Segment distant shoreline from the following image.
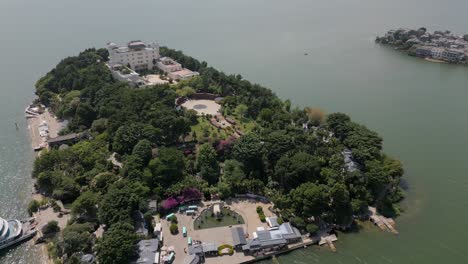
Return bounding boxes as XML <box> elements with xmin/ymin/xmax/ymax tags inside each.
<box><xmin>376</xmin><ymin>27</ymin><xmax>468</xmax><ymax>65</ymax></box>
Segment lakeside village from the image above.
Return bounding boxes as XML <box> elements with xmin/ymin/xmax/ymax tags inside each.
<box><xmin>22</xmin><ymin>40</ymin><xmax>401</xmax><ymax>264</ymax></box>
<box><xmin>376</xmin><ymin>27</ymin><xmax>468</xmax><ymax>64</ymax></box>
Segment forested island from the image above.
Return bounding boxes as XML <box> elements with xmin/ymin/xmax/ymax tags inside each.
<box><xmin>376</xmin><ymin>27</ymin><xmax>468</xmax><ymax>63</ymax></box>
<box><xmin>29</xmin><ymin>46</ymin><xmax>404</xmax><ymax>264</ymax></box>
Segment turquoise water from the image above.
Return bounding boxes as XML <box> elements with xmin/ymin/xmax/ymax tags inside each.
<box><xmin>1</xmin><ymin>0</ymin><xmax>468</xmax><ymax>263</ymax></box>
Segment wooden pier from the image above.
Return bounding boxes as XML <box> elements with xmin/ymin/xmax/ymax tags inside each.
<box><xmin>368</xmin><ymin>206</ymin><xmax>398</xmax><ymax>234</ymax></box>
<box><xmin>318</xmin><ymin>233</ymin><xmax>338</xmax><ymax>252</ymax></box>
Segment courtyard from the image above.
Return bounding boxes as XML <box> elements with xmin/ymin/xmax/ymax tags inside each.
<box><xmin>160</xmin><ymin>199</ymin><xmax>275</xmax><ymax>264</ymax></box>
<box><xmin>142</xmin><ymin>74</ymin><xmax>169</xmax><ymax>85</ymax></box>
<box><xmin>194</xmin><ymin>205</ymin><xmax>245</xmax><ymax>230</ymax></box>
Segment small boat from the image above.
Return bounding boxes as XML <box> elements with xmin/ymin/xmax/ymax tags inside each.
<box><xmin>0</xmin><ymin>216</ymin><xmax>37</xmax><ymax>250</ymax></box>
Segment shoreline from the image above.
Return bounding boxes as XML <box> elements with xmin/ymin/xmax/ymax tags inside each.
<box><xmin>25</xmin><ymin>104</ymin><xmax>64</xmax><ymax>264</ymax></box>
<box><xmin>26</xmin><ymin>107</ymin><xmax>63</xmax><ymax>151</ymax></box>
<box><xmin>424</xmin><ymin>57</ymin><xmax>446</xmax><ymax>63</ymax></box>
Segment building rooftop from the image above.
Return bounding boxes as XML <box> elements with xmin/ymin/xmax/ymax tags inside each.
<box><xmin>202</xmin><ymin>242</ymin><xmax>218</xmax><ymax>252</ymax></box>
<box><xmin>171</xmin><ymin>69</ymin><xmax>198</xmax><ymax>76</ymax></box>
<box><xmin>134</xmin><ymin>239</ymin><xmax>159</xmax><ymax>264</ymax></box>
<box><xmin>266</xmin><ymin>216</ymin><xmax>279</xmax><ymax>228</ymax></box>
<box><xmin>183</xmin><ymin>254</ymin><xmax>200</xmax><ymax>264</ymax></box>
<box><xmin>231</xmin><ymin>226</ymin><xmax>247</xmax><ymax>246</ymax></box>
<box><xmin>159</xmin><ymin>57</ymin><xmax>180</xmax><ymax>65</ymax></box>
<box><xmin>242</xmin><ymin>223</ymin><xmax>301</xmax><ymax>252</ymax></box>
<box><xmin>188</xmin><ymin>244</ymin><xmax>203</xmax><ymax>255</ymax></box>
<box><xmin>108</xmin><ymin>41</ymin><xmax>158</xmax><ymax>53</ymax></box>
<box><xmin>47</xmin><ymin>133</ymin><xmax>80</xmax><ymax>144</ymax></box>
<box><xmin>128</xmin><ymin>40</ymin><xmax>146</xmax><ymax>49</ymax></box>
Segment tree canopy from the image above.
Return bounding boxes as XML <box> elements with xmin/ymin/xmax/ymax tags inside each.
<box><xmin>32</xmin><ymin>47</ymin><xmax>404</xmax><ymax>260</ymax></box>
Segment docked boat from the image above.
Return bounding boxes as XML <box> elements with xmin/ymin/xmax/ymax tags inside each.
<box><xmin>0</xmin><ymin>217</ymin><xmax>37</xmax><ymax>250</ymax></box>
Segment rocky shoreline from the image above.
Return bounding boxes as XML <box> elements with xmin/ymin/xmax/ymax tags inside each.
<box><xmin>376</xmin><ymin>27</ymin><xmax>468</xmax><ymax>64</ymax></box>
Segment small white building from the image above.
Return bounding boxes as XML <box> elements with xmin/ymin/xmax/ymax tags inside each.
<box><xmin>156</xmin><ymin>57</ymin><xmax>183</xmax><ymax>73</ymax></box>
<box><xmin>213</xmin><ymin>204</ymin><xmax>221</xmax><ymax>216</ymax></box>
<box><xmin>107</xmin><ymin>40</ymin><xmax>160</xmax><ymax>71</ymax></box>
<box><xmin>107</xmin><ymin>64</ymin><xmax>142</xmax><ymax>85</ymax></box>
<box><xmin>168</xmin><ymin>69</ymin><xmax>200</xmax><ymax>81</ymax></box>
<box><xmin>157</xmin><ymin>57</ymin><xmax>200</xmax><ymax>81</ymax></box>
<box><xmin>266</xmin><ymin>216</ymin><xmax>279</xmax><ymax>228</ymax></box>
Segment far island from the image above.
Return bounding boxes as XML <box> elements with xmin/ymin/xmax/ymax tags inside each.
<box><xmin>376</xmin><ymin>27</ymin><xmax>468</xmax><ymax>64</ymax></box>
<box><xmin>25</xmin><ymin>41</ymin><xmax>404</xmax><ymax>264</ymax></box>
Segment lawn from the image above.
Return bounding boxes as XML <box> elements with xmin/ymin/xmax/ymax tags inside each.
<box><xmin>193</xmin><ymin>207</ymin><xmax>245</xmax><ymax>230</ymax></box>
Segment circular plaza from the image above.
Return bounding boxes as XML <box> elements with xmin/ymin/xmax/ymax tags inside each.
<box><xmin>181</xmin><ymin>99</ymin><xmax>221</xmax><ymax>116</ymax></box>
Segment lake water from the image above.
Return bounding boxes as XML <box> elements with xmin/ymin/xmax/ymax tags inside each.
<box><xmin>1</xmin><ymin>0</ymin><xmax>468</xmax><ymax>263</ymax></box>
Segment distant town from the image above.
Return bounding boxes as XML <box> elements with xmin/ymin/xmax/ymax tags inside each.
<box><xmin>376</xmin><ymin>28</ymin><xmax>468</xmax><ymax>64</ymax></box>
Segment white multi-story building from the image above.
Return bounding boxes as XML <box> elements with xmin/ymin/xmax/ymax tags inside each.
<box><xmin>107</xmin><ymin>40</ymin><xmax>160</xmax><ymax>71</ymax></box>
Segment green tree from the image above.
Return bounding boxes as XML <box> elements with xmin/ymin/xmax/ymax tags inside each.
<box><xmin>42</xmin><ymin>220</ymin><xmax>60</xmax><ymax>235</ymax></box>
<box><xmin>28</xmin><ymin>200</ymin><xmax>40</xmax><ymax>216</ymax></box>
<box><xmin>72</xmin><ymin>102</ymin><xmax>96</xmax><ymax>129</ymax></box>
<box><xmin>231</xmin><ymin>134</ymin><xmax>264</xmax><ymax>175</ymax></box>
<box><xmin>223</xmin><ymin>160</ymin><xmax>245</xmax><ymax>182</ymax></box>
<box><xmin>196</xmin><ymin>143</ymin><xmax>220</xmax><ymax>185</ymax></box>
<box><xmin>91</xmin><ymin>118</ymin><xmax>109</xmax><ymax>133</ymax></box>
<box><xmin>306</xmin><ymin>223</ymin><xmax>319</xmax><ymax>234</ymax></box>
<box><xmin>71</xmin><ymin>191</ymin><xmax>98</xmax><ymax>220</ymax></box>
<box><xmin>32</xmin><ymin>149</ymin><xmax>61</xmax><ymax>177</ymax></box>
<box><xmin>90</xmin><ymin>172</ymin><xmax>118</xmax><ymax>194</ymax></box>
<box><xmin>113</xmin><ymin>123</ymin><xmax>161</xmax><ymax>155</ymax></box>
<box><xmin>148</xmin><ymin>147</ymin><xmax>185</xmax><ymax>188</ymax></box>
<box><xmin>98</xmin><ymin>181</ymin><xmax>140</xmax><ymax>227</ymax></box>
<box><xmin>257</xmin><ymin>108</ymin><xmax>274</xmax><ymax>124</ymax></box>
<box><xmin>262</xmin><ymin>130</ymin><xmax>297</xmax><ymax>166</ymax></box>
<box><xmin>289</xmin><ymin>182</ymin><xmax>329</xmax><ymax>218</ymax></box>
<box><xmin>132</xmin><ymin>139</ymin><xmax>153</xmax><ymax>165</ymax></box>
<box><xmin>122</xmin><ymin>155</ymin><xmax>144</xmax><ymax>180</ymax></box>
<box><xmin>290</xmin><ymin>216</ymin><xmax>306</xmax><ymax>230</ymax></box>
<box><xmin>36</xmin><ymin>170</ymin><xmax>63</xmax><ymax>194</ymax></box>
<box><xmin>351</xmin><ymin>199</ymin><xmax>368</xmax><ymax>215</ymax></box>
<box><xmin>59</xmin><ymin>226</ymin><xmax>93</xmax><ymax>256</ymax></box>
<box><xmin>176</xmin><ymin>86</ymin><xmax>196</xmax><ymax>97</ymax></box>
<box><xmin>274</xmin><ymin>152</ymin><xmax>322</xmax><ymax>190</ymax></box>
<box><xmin>329</xmin><ymin>183</ymin><xmax>353</xmax><ymax>226</ymax></box>
<box><xmin>96</xmin><ymin>222</ymin><xmax>137</xmax><ymax>264</ymax></box>
<box><xmin>365</xmin><ymin>156</ymin><xmax>403</xmax><ymax>202</ymax></box>
<box><xmin>326</xmin><ymin>113</ymin><xmax>351</xmax><ymax>140</ymax></box>
<box><xmin>234</xmin><ymin>104</ymin><xmax>248</xmax><ymax>119</ymax></box>
<box><xmin>170</xmin><ymin>223</ymin><xmax>178</xmax><ymax>234</ymax></box>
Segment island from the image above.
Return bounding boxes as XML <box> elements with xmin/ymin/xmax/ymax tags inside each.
<box><xmin>26</xmin><ymin>40</ymin><xmax>404</xmax><ymax>264</ymax></box>
<box><xmin>376</xmin><ymin>27</ymin><xmax>468</xmax><ymax>64</ymax></box>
